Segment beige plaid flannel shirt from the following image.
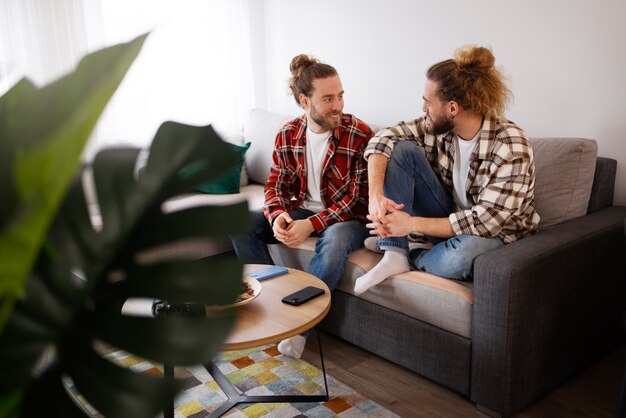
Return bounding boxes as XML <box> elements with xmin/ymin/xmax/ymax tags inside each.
<box><xmin>364</xmin><ymin>116</ymin><xmax>540</xmax><ymax>243</ymax></box>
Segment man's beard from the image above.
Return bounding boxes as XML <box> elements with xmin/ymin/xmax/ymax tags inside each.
<box><xmin>424</xmin><ymin>115</ymin><xmax>454</xmax><ymax>135</ymax></box>
<box><xmin>310</xmin><ymin>103</ymin><xmax>341</xmax><ymax>131</ymax></box>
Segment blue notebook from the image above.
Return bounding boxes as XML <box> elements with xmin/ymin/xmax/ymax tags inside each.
<box><xmin>246</xmin><ymin>265</ymin><xmax>289</xmax><ymax>281</ymax></box>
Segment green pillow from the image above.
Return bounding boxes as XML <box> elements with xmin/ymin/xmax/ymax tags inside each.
<box><xmin>196</xmin><ymin>141</ymin><xmax>251</xmax><ymax>194</ymax></box>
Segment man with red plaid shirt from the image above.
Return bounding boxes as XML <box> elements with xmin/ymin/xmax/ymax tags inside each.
<box><xmin>232</xmin><ymin>54</ymin><xmax>373</xmax><ymax>358</ymax></box>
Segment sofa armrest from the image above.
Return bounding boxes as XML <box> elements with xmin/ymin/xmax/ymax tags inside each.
<box><xmin>587</xmin><ymin>157</ymin><xmax>617</xmax><ymax>213</ymax></box>
<box><xmin>470</xmin><ymin>206</ymin><xmax>626</xmax><ymax>416</ymax></box>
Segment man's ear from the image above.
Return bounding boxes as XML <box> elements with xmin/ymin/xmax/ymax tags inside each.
<box><xmin>299</xmin><ymin>93</ymin><xmax>309</xmax><ymax>108</ymax></box>
<box><xmin>449</xmin><ymin>101</ymin><xmax>458</xmax><ymax>117</ymax></box>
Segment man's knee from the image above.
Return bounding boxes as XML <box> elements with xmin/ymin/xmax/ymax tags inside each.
<box><xmin>316</xmin><ymin>222</ymin><xmax>367</xmax><ymax>252</ymax></box>
<box><xmin>389</xmin><ymin>141</ymin><xmax>427</xmax><ymax>168</ymax></box>
<box><xmin>393</xmin><ymin>140</ymin><xmax>421</xmax><ymax>155</ymax></box>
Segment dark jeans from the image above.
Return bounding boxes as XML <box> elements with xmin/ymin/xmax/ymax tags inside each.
<box><xmin>231</xmin><ymin>208</ymin><xmax>370</xmax><ymax>291</ymax></box>
<box><xmin>379</xmin><ymin>141</ymin><xmax>503</xmax><ymax>280</ymax></box>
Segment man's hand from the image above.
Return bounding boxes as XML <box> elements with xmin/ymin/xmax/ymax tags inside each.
<box><xmin>273</xmin><ymin>213</ymin><xmax>314</xmax><ymax>247</ymax></box>
<box><xmin>368</xmin><ymin>193</ymin><xmax>405</xmax><ymax>237</ymax></box>
<box><xmin>368</xmin><ymin>192</ymin><xmax>386</xmax><ymax>222</ymax></box>
<box><xmin>281</xmin><ymin>219</ymin><xmax>315</xmax><ymax>247</ymax></box>
<box><xmin>272</xmin><ymin>212</ymin><xmax>293</xmax><ymax>242</ymax></box>
<box><xmin>367</xmin><ymin>207</ymin><xmax>414</xmax><ymax>238</ymax></box>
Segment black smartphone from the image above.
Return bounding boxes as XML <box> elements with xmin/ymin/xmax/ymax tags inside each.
<box><xmin>281</xmin><ymin>286</ymin><xmax>325</xmax><ymax>306</ymax></box>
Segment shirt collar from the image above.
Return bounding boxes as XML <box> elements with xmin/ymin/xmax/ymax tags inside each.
<box><xmin>476</xmin><ymin>115</ymin><xmax>498</xmax><ymax>159</ymax></box>
<box><xmin>440</xmin><ymin>115</ymin><xmax>497</xmax><ymax>159</ymax></box>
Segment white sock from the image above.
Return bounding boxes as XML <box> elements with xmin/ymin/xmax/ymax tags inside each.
<box><xmin>277</xmin><ymin>335</ymin><xmax>307</xmax><ymax>358</ymax></box>
<box><xmin>353</xmin><ymin>250</ymin><xmax>411</xmax><ymax>295</ymax></box>
<box><xmin>364</xmin><ymin>237</ymin><xmax>383</xmax><ymax>254</ymax></box>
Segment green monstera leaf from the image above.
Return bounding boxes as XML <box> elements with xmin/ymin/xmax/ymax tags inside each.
<box><xmin>0</xmin><ymin>33</ymin><xmax>249</xmax><ymax>418</ymax></box>
<box><xmin>0</xmin><ymin>122</ymin><xmax>249</xmax><ymax>417</ymax></box>
<box><xmin>0</xmin><ymin>33</ymin><xmax>148</xmax><ymax>329</ymax></box>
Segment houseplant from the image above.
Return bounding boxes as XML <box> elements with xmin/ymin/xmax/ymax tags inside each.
<box><xmin>0</xmin><ymin>34</ymin><xmax>247</xmax><ymax>417</ymax></box>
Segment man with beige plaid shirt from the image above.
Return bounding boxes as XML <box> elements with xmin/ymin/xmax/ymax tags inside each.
<box><xmin>354</xmin><ymin>45</ymin><xmax>540</xmax><ymax>295</ymax></box>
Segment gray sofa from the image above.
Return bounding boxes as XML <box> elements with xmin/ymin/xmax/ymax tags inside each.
<box><xmin>167</xmin><ymin>109</ymin><xmax>626</xmax><ymax>417</ymax></box>
<box><xmin>318</xmin><ymin>156</ymin><xmax>626</xmax><ymax>417</ymax></box>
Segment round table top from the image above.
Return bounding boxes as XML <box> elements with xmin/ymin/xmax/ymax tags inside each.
<box><xmin>220</xmin><ymin>264</ymin><xmax>331</xmax><ymax>351</ymax></box>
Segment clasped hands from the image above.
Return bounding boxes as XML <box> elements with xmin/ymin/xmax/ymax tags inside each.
<box><xmin>272</xmin><ymin>212</ymin><xmax>314</xmax><ymax>247</ymax></box>
<box><xmin>367</xmin><ymin>195</ymin><xmax>414</xmax><ymax>238</ymax></box>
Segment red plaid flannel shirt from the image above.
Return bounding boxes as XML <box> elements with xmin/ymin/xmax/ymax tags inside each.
<box><xmin>263</xmin><ymin>113</ymin><xmax>373</xmax><ymax>233</ymax></box>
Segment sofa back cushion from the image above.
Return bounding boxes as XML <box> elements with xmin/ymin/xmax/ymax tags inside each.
<box><xmin>529</xmin><ymin>137</ymin><xmax>597</xmax><ymax>230</ymax></box>
<box><xmin>243</xmin><ymin>109</ymin><xmax>294</xmax><ymax>185</ymax></box>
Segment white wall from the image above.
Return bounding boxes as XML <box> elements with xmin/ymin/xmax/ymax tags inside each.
<box><xmin>258</xmin><ymin>0</ymin><xmax>626</xmax><ymax>205</ymax></box>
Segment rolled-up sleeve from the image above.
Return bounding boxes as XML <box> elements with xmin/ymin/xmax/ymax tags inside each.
<box><xmin>364</xmin><ymin>118</ymin><xmax>426</xmax><ymax>160</ymax></box>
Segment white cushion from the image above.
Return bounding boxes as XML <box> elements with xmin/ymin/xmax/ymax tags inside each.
<box><xmin>243</xmin><ymin>108</ymin><xmax>294</xmax><ymax>185</ymax></box>
<box><xmin>368</xmin><ymin>123</ymin><xmax>386</xmax><ymax>134</ymax></box>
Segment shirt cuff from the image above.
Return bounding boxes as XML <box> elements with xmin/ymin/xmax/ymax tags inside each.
<box><xmin>308</xmin><ymin>214</ymin><xmax>326</xmax><ymax>233</ymax></box>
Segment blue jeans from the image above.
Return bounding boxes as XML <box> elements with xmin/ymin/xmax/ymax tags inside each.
<box><xmin>231</xmin><ymin>208</ymin><xmax>370</xmax><ymax>291</ymax></box>
<box><xmin>379</xmin><ymin>141</ymin><xmax>504</xmax><ymax>280</ymax></box>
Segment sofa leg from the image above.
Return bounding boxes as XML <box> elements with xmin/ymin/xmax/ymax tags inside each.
<box><xmin>476</xmin><ymin>404</ymin><xmax>502</xmax><ymax>418</ymax></box>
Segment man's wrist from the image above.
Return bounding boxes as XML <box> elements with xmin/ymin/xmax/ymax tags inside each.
<box><xmin>272</xmin><ymin>211</ymin><xmax>286</xmax><ymax>225</ymax></box>
<box><xmin>369</xmin><ymin>189</ymin><xmax>384</xmax><ymax>200</ymax></box>
<box><xmin>412</xmin><ymin>216</ymin><xmax>421</xmax><ymax>233</ymax></box>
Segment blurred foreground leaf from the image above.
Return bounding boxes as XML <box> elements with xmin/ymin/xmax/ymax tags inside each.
<box><xmin>0</xmin><ymin>33</ymin><xmax>249</xmax><ymax>417</ymax></box>
<box><xmin>0</xmin><ymin>34</ymin><xmax>148</xmax><ymax>329</ymax></box>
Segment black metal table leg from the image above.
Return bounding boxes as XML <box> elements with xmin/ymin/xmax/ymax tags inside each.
<box><xmin>164</xmin><ymin>363</ymin><xmax>175</xmax><ymax>418</ymax></box>
<box><xmin>207</xmin><ymin>330</ymin><xmax>329</xmax><ymax>417</ymax></box>
<box><xmin>316</xmin><ymin>329</ymin><xmax>330</xmax><ymax>402</ymax></box>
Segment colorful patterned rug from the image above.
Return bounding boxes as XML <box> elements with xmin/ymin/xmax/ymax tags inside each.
<box><xmin>67</xmin><ymin>344</ymin><xmax>400</xmax><ymax>418</ymax></box>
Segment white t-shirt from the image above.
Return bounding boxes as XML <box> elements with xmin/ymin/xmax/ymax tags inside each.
<box><xmin>452</xmin><ymin>132</ymin><xmax>480</xmax><ymax>210</ymax></box>
<box><xmin>301</xmin><ymin>127</ymin><xmax>331</xmax><ymax>213</ymax></box>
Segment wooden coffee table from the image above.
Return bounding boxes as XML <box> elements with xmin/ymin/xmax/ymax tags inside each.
<box><xmin>223</xmin><ymin>264</ymin><xmax>331</xmax><ymax>349</ymax></box>
<box><xmin>200</xmin><ymin>264</ymin><xmax>332</xmax><ymax>417</ymax></box>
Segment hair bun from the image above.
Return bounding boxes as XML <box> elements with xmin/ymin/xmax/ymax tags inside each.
<box><xmin>453</xmin><ymin>45</ymin><xmax>495</xmax><ymax>73</ymax></box>
<box><xmin>290</xmin><ymin>54</ymin><xmax>319</xmax><ymax>76</ymax></box>
<box><xmin>287</xmin><ymin>53</ymin><xmax>337</xmax><ymax>106</ymax></box>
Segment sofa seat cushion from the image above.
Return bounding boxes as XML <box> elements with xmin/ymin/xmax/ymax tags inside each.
<box><xmin>268</xmin><ymin>238</ymin><xmax>474</xmax><ymax>339</ymax></box>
